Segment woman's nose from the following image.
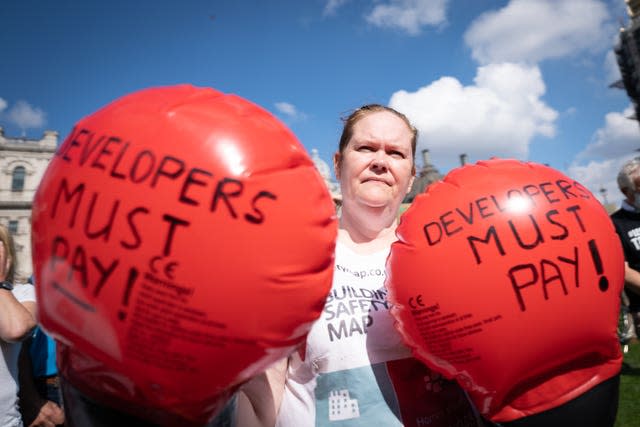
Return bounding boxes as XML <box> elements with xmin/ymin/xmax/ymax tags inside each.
<box><xmin>370</xmin><ymin>151</ymin><xmax>388</xmax><ymax>171</ymax></box>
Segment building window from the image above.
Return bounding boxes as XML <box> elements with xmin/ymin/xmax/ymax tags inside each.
<box><xmin>8</xmin><ymin>220</ymin><xmax>18</xmax><ymax>235</ymax></box>
<box><xmin>11</xmin><ymin>166</ymin><xmax>26</xmax><ymax>192</ymax></box>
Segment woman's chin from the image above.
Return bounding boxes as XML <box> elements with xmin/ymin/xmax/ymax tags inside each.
<box><xmin>357</xmin><ymin>195</ymin><xmax>394</xmax><ymax>209</ymax></box>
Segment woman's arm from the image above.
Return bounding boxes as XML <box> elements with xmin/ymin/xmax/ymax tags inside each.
<box><xmin>0</xmin><ymin>290</ymin><xmax>36</xmax><ymax>343</ymax></box>
<box><xmin>624</xmin><ymin>262</ymin><xmax>640</xmax><ymax>297</ymax></box>
<box><xmin>233</xmin><ymin>357</ymin><xmax>289</xmax><ymax>427</ymax></box>
<box><xmin>0</xmin><ymin>240</ymin><xmax>37</xmax><ymax>343</ymax></box>
<box><xmin>18</xmin><ymin>338</ymin><xmax>65</xmax><ymax>427</ymax></box>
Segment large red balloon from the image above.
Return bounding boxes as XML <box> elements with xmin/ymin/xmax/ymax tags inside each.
<box><xmin>387</xmin><ymin>159</ymin><xmax>623</xmax><ymax>422</ymax></box>
<box><xmin>31</xmin><ymin>85</ymin><xmax>337</xmax><ymax>426</ymax></box>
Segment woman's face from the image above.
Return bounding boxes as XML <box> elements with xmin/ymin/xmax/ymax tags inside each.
<box><xmin>335</xmin><ymin>110</ymin><xmax>415</xmax><ymax>209</ymax></box>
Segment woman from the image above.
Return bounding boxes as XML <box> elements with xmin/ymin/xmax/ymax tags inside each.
<box><xmin>234</xmin><ymin>105</ymin><xmax>481</xmax><ymax>427</ymax></box>
<box><xmin>0</xmin><ymin>224</ymin><xmax>38</xmax><ymax>427</ymax></box>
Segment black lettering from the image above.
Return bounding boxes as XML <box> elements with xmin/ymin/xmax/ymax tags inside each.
<box><xmin>349</xmin><ymin>317</ymin><xmax>364</xmax><ymax>335</ymax></box>
<box><xmin>424</xmin><ymin>221</ymin><xmax>443</xmax><ymax>245</ymax></box>
<box><xmin>523</xmin><ymin>184</ymin><xmax>541</xmax><ymax>204</ymax></box>
<box><xmin>151</xmin><ymin>156</ymin><xmax>185</xmax><ymax>188</ymax></box>
<box><xmin>91</xmin><ymin>136</ymin><xmax>121</xmax><ymax>170</ymax></box>
<box><xmin>508</xmin><ymin>214</ymin><xmax>544</xmax><ymax>249</ymax></box>
<box><xmin>84</xmin><ymin>193</ymin><xmax>119</xmax><ymax>241</ymax></box>
<box><xmin>335</xmin><ymin>301</ymin><xmax>350</xmax><ymax>318</ymax></box>
<box><xmin>541</xmin><ymin>259</ymin><xmax>568</xmax><ymax>300</ymax></box>
<box><xmin>328</xmin><ymin>320</ymin><xmax>347</xmax><ymax>342</ymax></box>
<box><xmin>573</xmin><ymin>181</ymin><xmax>592</xmax><ymax>200</ymax></box>
<box><xmin>456</xmin><ymin>204</ymin><xmax>474</xmax><ymax>224</ymax></box>
<box><xmin>161</xmin><ymin>214</ymin><xmax>190</xmax><ymax>256</ymax></box>
<box><xmin>507</xmin><ymin>189</ymin><xmax>523</xmax><ymax>199</ymax></box>
<box><xmin>558</xmin><ymin>246</ymin><xmax>579</xmax><ymax>288</ymax></box>
<box><xmin>109</xmin><ymin>141</ymin><xmax>131</xmax><ymax>180</ymax></box>
<box><xmin>509</xmin><ymin>263</ymin><xmax>538</xmax><ymax>312</ymax></box>
<box><xmin>546</xmin><ymin>209</ymin><xmax>568</xmax><ymax>240</ymax></box>
<box><xmin>468</xmin><ymin>225</ymin><xmax>505</xmax><ymax>264</ymax></box>
<box><xmin>245</xmin><ymin>191</ymin><xmax>277</xmax><ymax>224</ymax></box>
<box><xmin>566</xmin><ymin>205</ymin><xmax>586</xmax><ymax>232</ymax></box>
<box><xmin>51</xmin><ymin>178</ymin><xmax>85</xmax><ymax>228</ymax></box>
<box><xmin>49</xmin><ymin>236</ymin><xmax>69</xmax><ymax>272</ymax></box>
<box><xmin>324</xmin><ymin>303</ymin><xmax>335</xmax><ymax>320</ymax></box>
<box><xmin>79</xmin><ymin>132</ymin><xmax>106</xmax><ymax>166</ymax></box>
<box><xmin>57</xmin><ymin>127</ymin><xmax>82</xmax><ymax>162</ymax></box>
<box><xmin>361</xmin><ymin>315</ymin><xmax>373</xmax><ymax>332</ymax></box>
<box><xmin>441</xmin><ymin>211</ymin><xmax>462</xmax><ymax>237</ymax></box>
<box><xmin>490</xmin><ymin>195</ymin><xmax>507</xmax><ymax>213</ymax></box>
<box><xmin>91</xmin><ymin>257</ymin><xmax>119</xmax><ymax>297</ymax></box>
<box><xmin>556</xmin><ymin>179</ymin><xmax>577</xmax><ymax>199</ymax></box>
<box><xmin>129</xmin><ymin>150</ymin><xmax>155</xmax><ymax>184</ymax></box>
<box><xmin>121</xmin><ymin>207</ymin><xmax>150</xmax><ymax>249</ymax></box>
<box><xmin>540</xmin><ymin>182</ymin><xmax>559</xmax><ymax>203</ymax></box>
<box><xmin>180</xmin><ymin>168</ymin><xmax>213</xmax><ymax>206</ymax></box>
<box><xmin>211</xmin><ymin>178</ymin><xmax>243</xmax><ymax>219</ymax></box>
<box><xmin>476</xmin><ymin>197</ymin><xmax>494</xmax><ymax>219</ymax></box>
<box><xmin>70</xmin><ymin>245</ymin><xmax>88</xmax><ymax>288</ymax></box>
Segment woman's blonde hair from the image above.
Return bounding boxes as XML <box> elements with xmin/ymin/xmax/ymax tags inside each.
<box><xmin>0</xmin><ymin>224</ymin><xmax>17</xmax><ymax>283</ymax></box>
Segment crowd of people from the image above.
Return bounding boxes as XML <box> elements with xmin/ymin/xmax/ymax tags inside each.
<box><xmin>612</xmin><ymin>157</ymin><xmax>640</xmax><ymax>347</ymax></box>
<box><xmin>0</xmin><ymin>225</ymin><xmax>64</xmax><ymax>427</ymax></box>
<box><xmin>1</xmin><ymin>103</ymin><xmax>635</xmax><ymax>427</ymax></box>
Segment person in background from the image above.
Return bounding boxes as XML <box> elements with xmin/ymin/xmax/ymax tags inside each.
<box><xmin>232</xmin><ymin>104</ymin><xmax>482</xmax><ymax>427</ymax></box>
<box><xmin>611</xmin><ymin>158</ymin><xmax>640</xmax><ymax>340</ymax></box>
<box><xmin>0</xmin><ymin>224</ymin><xmax>38</xmax><ymax>427</ymax></box>
<box><xmin>18</xmin><ymin>275</ymin><xmax>65</xmax><ymax>427</ymax></box>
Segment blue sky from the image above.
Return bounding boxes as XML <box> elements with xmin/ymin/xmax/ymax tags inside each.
<box><xmin>1</xmin><ymin>0</ymin><xmax>637</xmax><ymax>205</ymax></box>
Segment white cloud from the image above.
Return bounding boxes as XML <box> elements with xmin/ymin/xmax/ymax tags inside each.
<box><xmin>323</xmin><ymin>0</ymin><xmax>350</xmax><ymax>16</ymax></box>
<box><xmin>389</xmin><ymin>62</ymin><xmax>558</xmax><ymax>170</ymax></box>
<box><xmin>7</xmin><ymin>100</ymin><xmax>46</xmax><ymax>133</ymax></box>
<box><xmin>464</xmin><ymin>0</ymin><xmax>613</xmax><ymax>64</ymax></box>
<box><xmin>365</xmin><ymin>0</ymin><xmax>449</xmax><ymax>35</ymax></box>
<box><xmin>0</xmin><ymin>98</ymin><xmax>46</xmax><ymax>135</ymax></box>
<box><xmin>567</xmin><ymin>106</ymin><xmax>640</xmax><ymax>206</ymax></box>
<box><xmin>274</xmin><ymin>101</ymin><xmax>306</xmax><ymax>120</ymax></box>
<box><xmin>576</xmin><ymin>106</ymin><xmax>640</xmax><ymax>161</ymax></box>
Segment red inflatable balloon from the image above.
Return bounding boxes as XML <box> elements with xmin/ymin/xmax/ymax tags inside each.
<box><xmin>387</xmin><ymin>159</ymin><xmax>623</xmax><ymax>422</ymax></box>
<box><xmin>31</xmin><ymin>85</ymin><xmax>337</xmax><ymax>426</ymax></box>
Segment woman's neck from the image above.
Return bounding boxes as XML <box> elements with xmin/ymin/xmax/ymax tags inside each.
<box><xmin>338</xmin><ymin>203</ymin><xmax>399</xmax><ymax>254</ymax></box>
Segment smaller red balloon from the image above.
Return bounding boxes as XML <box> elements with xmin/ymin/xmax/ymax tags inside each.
<box><xmin>387</xmin><ymin>159</ymin><xmax>623</xmax><ymax>422</ymax></box>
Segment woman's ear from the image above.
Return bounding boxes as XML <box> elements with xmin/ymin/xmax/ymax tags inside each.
<box><xmin>407</xmin><ymin>172</ymin><xmax>416</xmax><ymax>193</ymax></box>
<box><xmin>333</xmin><ymin>152</ymin><xmax>341</xmax><ymax>181</ymax></box>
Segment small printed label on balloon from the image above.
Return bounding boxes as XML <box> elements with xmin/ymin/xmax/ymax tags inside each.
<box><xmin>409</xmin><ymin>298</ymin><xmax>503</xmax><ymax>364</ymax></box>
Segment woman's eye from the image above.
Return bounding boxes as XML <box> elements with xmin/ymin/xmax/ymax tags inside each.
<box><xmin>358</xmin><ymin>146</ymin><xmax>374</xmax><ymax>152</ymax></box>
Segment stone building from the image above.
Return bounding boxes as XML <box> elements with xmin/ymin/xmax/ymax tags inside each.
<box><xmin>0</xmin><ymin>127</ymin><xmax>57</xmax><ymax>282</ymax></box>
<box><xmin>310</xmin><ymin>148</ymin><xmax>341</xmax><ymax>205</ymax></box>
<box><xmin>403</xmin><ymin>149</ymin><xmax>446</xmax><ymax>203</ymax></box>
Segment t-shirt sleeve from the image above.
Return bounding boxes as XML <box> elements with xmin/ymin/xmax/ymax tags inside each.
<box><xmin>12</xmin><ymin>283</ymin><xmax>36</xmax><ymax>303</ymax></box>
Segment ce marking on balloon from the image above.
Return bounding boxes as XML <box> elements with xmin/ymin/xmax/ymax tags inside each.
<box><xmin>149</xmin><ymin>256</ymin><xmax>179</xmax><ymax>280</ymax></box>
<box><xmin>408</xmin><ymin>294</ymin><xmax>425</xmax><ymax>309</ymax></box>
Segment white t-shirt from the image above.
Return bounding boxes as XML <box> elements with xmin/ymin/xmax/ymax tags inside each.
<box><xmin>276</xmin><ymin>242</ymin><xmax>480</xmax><ymax>427</ymax></box>
<box><xmin>0</xmin><ymin>283</ymin><xmax>36</xmax><ymax>427</ymax></box>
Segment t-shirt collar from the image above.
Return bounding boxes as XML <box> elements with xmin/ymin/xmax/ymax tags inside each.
<box><xmin>622</xmin><ymin>199</ymin><xmax>638</xmax><ymax>212</ymax></box>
